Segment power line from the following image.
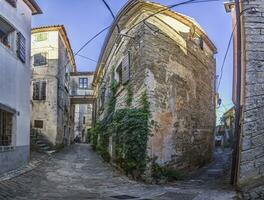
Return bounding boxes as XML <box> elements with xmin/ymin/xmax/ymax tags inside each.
<box><xmin>74</xmin><ymin>25</ymin><xmax>111</xmax><ymax>57</ymax></box>
<box><xmin>217</xmin><ymin>6</ymin><xmax>258</xmax><ymax>91</ymax></box>
<box><xmin>77</xmin><ymin>0</ymin><xmax>223</xmax><ymax>63</ymax></box>
<box><xmin>101</xmin><ymin>0</ymin><xmax>120</xmax><ymax>32</ymax></box>
<box><xmin>216</xmin><ymin>25</ymin><xmax>235</xmax><ymax>92</ymax></box>
<box><xmin>76</xmin><ymin>54</ymin><xmax>97</xmax><ymax>63</ymax></box>
<box><xmin>125</xmin><ymin>0</ymin><xmax>210</xmax><ymax>34</ymax></box>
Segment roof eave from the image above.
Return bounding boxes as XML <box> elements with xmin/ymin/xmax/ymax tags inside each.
<box><xmin>23</xmin><ymin>0</ymin><xmax>42</xmax><ymax>15</ymax></box>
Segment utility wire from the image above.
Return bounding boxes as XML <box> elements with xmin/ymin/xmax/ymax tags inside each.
<box><xmin>77</xmin><ymin>0</ymin><xmax>223</xmax><ymax>62</ymax></box>
<box><xmin>216</xmin><ymin>25</ymin><xmax>236</xmax><ymax>92</ymax></box>
<box><xmin>74</xmin><ymin>25</ymin><xmax>111</xmax><ymax>57</ymax></box>
<box><xmin>101</xmin><ymin>0</ymin><xmax>120</xmax><ymax>32</ymax></box>
<box><xmin>216</xmin><ymin>6</ymin><xmax>258</xmax><ymax>91</ymax></box>
<box><xmin>126</xmin><ymin>0</ymin><xmax>197</xmax><ymax>34</ymax></box>
<box><xmin>76</xmin><ymin>54</ymin><xmax>98</xmax><ymax>63</ymax></box>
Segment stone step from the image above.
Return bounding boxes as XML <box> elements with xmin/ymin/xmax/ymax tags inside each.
<box><xmin>206</xmin><ymin>169</ymin><xmax>225</xmax><ymax>178</ymax></box>
<box><xmin>39</xmin><ymin>146</ymin><xmax>51</xmax><ymax>151</ymax></box>
<box><xmin>37</xmin><ymin>143</ymin><xmax>48</xmax><ymax>148</ymax></box>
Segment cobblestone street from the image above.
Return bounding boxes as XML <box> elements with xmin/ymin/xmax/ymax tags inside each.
<box><xmin>0</xmin><ymin>144</ymin><xmax>238</xmax><ymax>200</ymax></box>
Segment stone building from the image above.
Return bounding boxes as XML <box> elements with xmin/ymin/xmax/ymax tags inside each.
<box><xmin>225</xmin><ymin>0</ymin><xmax>264</xmax><ymax>189</ymax></box>
<box><xmin>30</xmin><ymin>25</ymin><xmax>76</xmax><ymax>147</ymax></box>
<box><xmin>0</xmin><ymin>0</ymin><xmax>41</xmax><ymax>174</ymax></box>
<box><xmin>93</xmin><ymin>0</ymin><xmax>217</xmax><ymax>171</ymax></box>
<box><xmin>70</xmin><ymin>72</ymin><xmax>94</xmax><ymax>142</ymax></box>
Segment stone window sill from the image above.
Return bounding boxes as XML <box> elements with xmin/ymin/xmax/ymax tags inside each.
<box><xmin>0</xmin><ymin>146</ymin><xmax>15</xmax><ymax>153</ymax></box>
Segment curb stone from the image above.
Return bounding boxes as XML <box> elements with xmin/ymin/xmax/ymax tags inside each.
<box><xmin>0</xmin><ymin>152</ymin><xmax>53</xmax><ymax>182</ymax></box>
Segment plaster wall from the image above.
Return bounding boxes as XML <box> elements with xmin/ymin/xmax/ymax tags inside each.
<box><xmin>0</xmin><ymin>0</ymin><xmax>35</xmax><ymax>174</ymax></box>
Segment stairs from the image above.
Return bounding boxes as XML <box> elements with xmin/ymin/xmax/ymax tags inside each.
<box><xmin>30</xmin><ymin>129</ymin><xmax>55</xmax><ymax>154</ymax></box>
<box><xmin>188</xmin><ymin>147</ymin><xmax>233</xmax><ymax>185</ymax></box>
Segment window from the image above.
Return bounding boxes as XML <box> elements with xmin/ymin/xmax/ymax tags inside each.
<box><xmin>116</xmin><ymin>52</ymin><xmax>130</xmax><ymax>85</ymax></box>
<box><xmin>5</xmin><ymin>0</ymin><xmax>17</xmax><ymax>7</ymax></box>
<box><xmin>0</xmin><ymin>16</ymin><xmax>15</xmax><ymax>47</ymax></box>
<box><xmin>199</xmin><ymin>37</ymin><xmax>204</xmax><ymax>50</ymax></box>
<box><xmin>79</xmin><ymin>78</ymin><xmax>88</xmax><ymax>89</ymax></box>
<box><xmin>99</xmin><ymin>85</ymin><xmax>106</xmax><ymax>110</ymax></box>
<box><xmin>34</xmin><ymin>53</ymin><xmax>47</xmax><ymax>66</ymax></box>
<box><xmin>0</xmin><ymin>109</ymin><xmax>13</xmax><ymax>146</ymax></box>
<box><xmin>116</xmin><ymin>63</ymin><xmax>122</xmax><ymax>84</ymax></box>
<box><xmin>17</xmin><ymin>32</ymin><xmax>26</xmax><ymax>63</ymax></box>
<box><xmin>34</xmin><ymin>120</ymin><xmax>43</xmax><ymax>129</ymax></box>
<box><xmin>83</xmin><ymin>116</ymin><xmax>86</xmax><ymax>124</ymax></box>
<box><xmin>34</xmin><ymin>33</ymin><xmax>48</xmax><ymax>42</ymax></box>
<box><xmin>33</xmin><ymin>81</ymin><xmax>46</xmax><ymax>100</ymax></box>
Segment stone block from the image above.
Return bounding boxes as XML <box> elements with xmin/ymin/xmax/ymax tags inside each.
<box><xmin>240</xmin><ymin>147</ymin><xmax>263</xmax><ymax>163</ymax></box>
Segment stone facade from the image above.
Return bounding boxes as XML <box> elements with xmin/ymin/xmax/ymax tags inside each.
<box><xmin>70</xmin><ymin>72</ymin><xmax>94</xmax><ymax>142</ymax></box>
<box><xmin>238</xmin><ymin>0</ymin><xmax>264</xmax><ymax>187</ymax></box>
<box><xmin>0</xmin><ymin>0</ymin><xmax>41</xmax><ymax>175</ymax></box>
<box><xmin>30</xmin><ymin>26</ymin><xmax>75</xmax><ymax>147</ymax></box>
<box><xmin>93</xmin><ymin>1</ymin><xmax>216</xmax><ymax>171</ymax></box>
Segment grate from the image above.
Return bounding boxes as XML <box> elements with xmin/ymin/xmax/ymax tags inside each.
<box><xmin>111</xmin><ymin>195</ymin><xmax>139</xmax><ymax>199</ymax></box>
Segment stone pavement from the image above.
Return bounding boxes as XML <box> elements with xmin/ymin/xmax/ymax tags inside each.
<box><xmin>0</xmin><ymin>144</ymin><xmax>237</xmax><ymax>200</ymax></box>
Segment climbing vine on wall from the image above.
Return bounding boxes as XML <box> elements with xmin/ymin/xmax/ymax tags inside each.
<box><xmin>88</xmin><ymin>66</ymin><xmax>151</xmax><ymax>179</ymax></box>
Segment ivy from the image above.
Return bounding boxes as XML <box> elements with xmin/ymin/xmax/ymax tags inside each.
<box><xmin>126</xmin><ymin>85</ymin><xmax>133</xmax><ymax>107</ymax></box>
<box><xmin>89</xmin><ymin>66</ymin><xmax>151</xmax><ymax>179</ymax></box>
<box><xmin>112</xmin><ymin>108</ymin><xmax>150</xmax><ymax>179</ymax></box>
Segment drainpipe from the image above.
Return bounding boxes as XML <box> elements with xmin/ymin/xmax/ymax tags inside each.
<box><xmin>231</xmin><ymin>0</ymin><xmax>242</xmax><ymax>186</ymax></box>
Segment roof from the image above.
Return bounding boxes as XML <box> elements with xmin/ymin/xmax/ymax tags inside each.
<box><xmin>23</xmin><ymin>0</ymin><xmax>42</xmax><ymax>15</ymax></box>
<box><xmin>70</xmin><ymin>72</ymin><xmax>94</xmax><ymax>76</ymax></box>
<box><xmin>32</xmin><ymin>25</ymin><xmax>76</xmax><ymax>71</ymax></box>
<box><xmin>93</xmin><ymin>0</ymin><xmax>217</xmax><ymax>86</ymax></box>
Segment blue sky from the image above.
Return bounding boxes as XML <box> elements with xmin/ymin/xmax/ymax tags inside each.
<box><xmin>33</xmin><ymin>0</ymin><xmax>234</xmax><ymax>121</ymax></box>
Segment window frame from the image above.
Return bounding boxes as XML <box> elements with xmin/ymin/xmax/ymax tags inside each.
<box><xmin>5</xmin><ymin>0</ymin><xmax>17</xmax><ymax>7</ymax></box>
<box><xmin>0</xmin><ymin>16</ymin><xmax>15</xmax><ymax>49</ymax></box>
<box><xmin>33</xmin><ymin>52</ymin><xmax>48</xmax><ymax>67</ymax></box>
<box><xmin>34</xmin><ymin>33</ymin><xmax>48</xmax><ymax>42</ymax></box>
<box><xmin>34</xmin><ymin>120</ymin><xmax>44</xmax><ymax>129</ymax></box>
<box><xmin>79</xmin><ymin>78</ymin><xmax>88</xmax><ymax>89</ymax></box>
<box><xmin>0</xmin><ymin>109</ymin><xmax>14</xmax><ymax>149</ymax></box>
<box><xmin>32</xmin><ymin>80</ymin><xmax>47</xmax><ymax>101</ymax></box>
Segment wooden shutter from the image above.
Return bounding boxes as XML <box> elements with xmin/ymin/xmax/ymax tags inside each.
<box><xmin>33</xmin><ymin>82</ymin><xmax>40</xmax><ymax>100</ymax></box>
<box><xmin>6</xmin><ymin>0</ymin><xmax>17</xmax><ymax>7</ymax></box>
<box><xmin>17</xmin><ymin>32</ymin><xmax>26</xmax><ymax>63</ymax></box>
<box><xmin>122</xmin><ymin>52</ymin><xmax>130</xmax><ymax>85</ymax></box>
<box><xmin>41</xmin><ymin>82</ymin><xmax>46</xmax><ymax>100</ymax></box>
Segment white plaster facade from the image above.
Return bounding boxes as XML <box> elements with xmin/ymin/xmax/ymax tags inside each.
<box><xmin>30</xmin><ymin>26</ymin><xmax>76</xmax><ymax>147</ymax></box>
<box><xmin>0</xmin><ymin>0</ymin><xmax>41</xmax><ymax>174</ymax></box>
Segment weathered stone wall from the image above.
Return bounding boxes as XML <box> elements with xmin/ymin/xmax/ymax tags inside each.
<box><xmin>31</xmin><ymin>30</ymin><xmax>74</xmax><ymax>146</ymax></box>
<box><xmin>95</xmin><ymin>1</ymin><xmax>216</xmax><ymax>172</ymax></box>
<box><xmin>142</xmin><ymin>23</ymin><xmax>216</xmax><ymax>170</ymax></box>
<box><xmin>97</xmin><ymin>24</ymin><xmax>147</xmax><ymax>121</ymax></box>
<box><xmin>238</xmin><ymin>0</ymin><xmax>264</xmax><ymax>186</ymax></box>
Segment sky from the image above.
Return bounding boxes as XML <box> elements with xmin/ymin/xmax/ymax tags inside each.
<box><xmin>33</xmin><ymin>0</ymin><xmax>234</xmax><ymax>122</ymax></box>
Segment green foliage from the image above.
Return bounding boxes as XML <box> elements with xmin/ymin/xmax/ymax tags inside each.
<box><xmin>89</xmin><ymin>68</ymin><xmax>151</xmax><ymax>179</ymax></box>
<box><xmin>112</xmin><ymin>108</ymin><xmax>150</xmax><ymax>179</ymax></box>
<box><xmin>141</xmin><ymin>91</ymin><xmax>150</xmax><ymax>113</ymax></box>
<box><xmin>126</xmin><ymin>85</ymin><xmax>133</xmax><ymax>107</ymax></box>
<box><xmin>151</xmin><ymin>162</ymin><xmax>185</xmax><ymax>183</ymax></box>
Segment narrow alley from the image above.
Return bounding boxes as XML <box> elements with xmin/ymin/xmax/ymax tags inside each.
<box><xmin>0</xmin><ymin>144</ymin><xmax>236</xmax><ymax>200</ymax></box>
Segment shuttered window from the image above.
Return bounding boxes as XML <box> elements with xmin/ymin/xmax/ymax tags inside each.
<box><xmin>17</xmin><ymin>32</ymin><xmax>26</xmax><ymax>63</ymax></box>
<box><xmin>34</xmin><ymin>120</ymin><xmax>43</xmax><ymax>129</ymax></box>
<box><xmin>122</xmin><ymin>52</ymin><xmax>130</xmax><ymax>84</ymax></box>
<box><xmin>34</xmin><ymin>33</ymin><xmax>47</xmax><ymax>42</ymax></box>
<box><xmin>0</xmin><ymin>109</ymin><xmax>13</xmax><ymax>146</ymax></box>
<box><xmin>33</xmin><ymin>81</ymin><xmax>46</xmax><ymax>100</ymax></box>
<box><xmin>34</xmin><ymin>53</ymin><xmax>47</xmax><ymax>66</ymax></box>
<box><xmin>5</xmin><ymin>0</ymin><xmax>17</xmax><ymax>7</ymax></box>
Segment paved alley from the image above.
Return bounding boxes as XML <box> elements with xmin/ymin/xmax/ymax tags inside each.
<box><xmin>0</xmin><ymin>144</ymin><xmax>237</xmax><ymax>200</ymax></box>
